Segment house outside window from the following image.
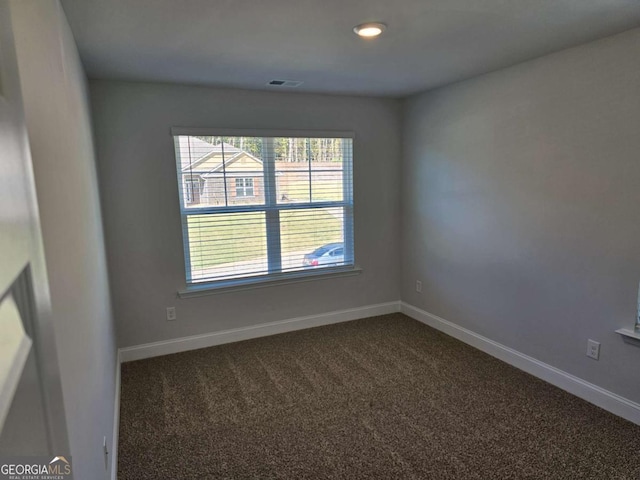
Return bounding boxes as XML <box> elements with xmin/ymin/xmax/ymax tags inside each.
<box><xmin>184</xmin><ymin>177</ymin><xmax>202</xmax><ymax>204</ymax></box>
<box><xmin>235</xmin><ymin>178</ymin><xmax>254</xmax><ymax>197</ymax></box>
<box><xmin>173</xmin><ymin>130</ymin><xmax>355</xmax><ymax>288</ymax></box>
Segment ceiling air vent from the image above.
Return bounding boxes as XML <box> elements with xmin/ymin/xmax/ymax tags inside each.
<box><xmin>267</xmin><ymin>79</ymin><xmax>303</xmax><ymax>88</ymax></box>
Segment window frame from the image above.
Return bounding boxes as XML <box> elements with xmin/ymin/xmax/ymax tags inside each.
<box><xmin>235</xmin><ymin>177</ymin><xmax>254</xmax><ymax>198</ymax></box>
<box><xmin>172</xmin><ymin>127</ymin><xmax>357</xmax><ymax>292</ymax></box>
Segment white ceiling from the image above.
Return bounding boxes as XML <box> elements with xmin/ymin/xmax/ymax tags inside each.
<box><xmin>61</xmin><ymin>0</ymin><xmax>640</xmax><ymax>97</ymax></box>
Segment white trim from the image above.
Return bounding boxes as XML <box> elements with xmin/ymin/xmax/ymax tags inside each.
<box><xmin>119</xmin><ymin>301</ymin><xmax>400</xmax><ymax>363</ymax></box>
<box><xmin>170</xmin><ymin>127</ymin><xmax>356</xmax><ymax>139</ymax></box>
<box><xmin>111</xmin><ymin>350</ymin><xmax>121</xmax><ymax>480</ymax></box>
<box><xmin>401</xmin><ymin>302</ymin><xmax>640</xmax><ymax>426</ymax></box>
<box><xmin>615</xmin><ymin>328</ymin><xmax>640</xmax><ymax>342</ymax></box>
<box><xmin>179</xmin><ymin>266</ymin><xmax>362</xmax><ymax>298</ymax></box>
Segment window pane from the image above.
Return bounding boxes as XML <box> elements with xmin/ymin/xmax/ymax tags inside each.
<box><xmin>275</xmin><ymin>137</ymin><xmax>311</xmax><ymax>204</ymax></box>
<box><xmin>176</xmin><ymin>135</ymin><xmax>265</xmax><ymax>208</ymax></box>
<box><xmin>311</xmin><ymin>138</ymin><xmax>345</xmax><ymax>202</ymax></box>
<box><xmin>311</xmin><ymin>167</ymin><xmax>343</xmax><ymax>202</ymax></box>
<box><xmin>279</xmin><ymin>208</ymin><xmax>347</xmax><ymax>272</ymax></box>
<box><xmin>274</xmin><ymin>138</ymin><xmax>348</xmax><ymax>204</ymax></box>
<box><xmin>187</xmin><ymin>212</ymin><xmax>267</xmax><ymax>282</ymax></box>
<box><xmin>235</xmin><ymin>178</ymin><xmax>255</xmax><ymax>197</ymax></box>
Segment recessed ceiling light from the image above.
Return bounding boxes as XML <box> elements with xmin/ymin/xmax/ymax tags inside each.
<box><xmin>353</xmin><ymin>22</ymin><xmax>386</xmax><ymax>38</ymax></box>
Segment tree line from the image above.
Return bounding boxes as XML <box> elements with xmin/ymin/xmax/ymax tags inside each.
<box><xmin>196</xmin><ymin>136</ymin><xmax>346</xmax><ymax>163</ymax></box>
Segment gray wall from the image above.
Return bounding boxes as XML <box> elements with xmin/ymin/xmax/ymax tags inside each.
<box><xmin>11</xmin><ymin>1</ymin><xmax>117</xmax><ymax>478</ymax></box>
<box><xmin>402</xmin><ymin>28</ymin><xmax>640</xmax><ymax>404</ymax></box>
<box><xmin>89</xmin><ymin>81</ymin><xmax>402</xmax><ymax>348</ymax></box>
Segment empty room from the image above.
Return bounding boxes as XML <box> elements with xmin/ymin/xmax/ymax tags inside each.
<box><xmin>1</xmin><ymin>0</ymin><xmax>640</xmax><ymax>478</ymax></box>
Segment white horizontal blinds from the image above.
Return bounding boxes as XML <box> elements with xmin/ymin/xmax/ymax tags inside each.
<box><xmin>176</xmin><ymin>135</ymin><xmax>265</xmax><ymax>209</ymax></box>
<box><xmin>280</xmin><ymin>208</ymin><xmax>346</xmax><ymax>273</ymax></box>
<box><xmin>274</xmin><ymin>138</ymin><xmax>348</xmax><ymax>204</ymax></box>
<box><xmin>174</xmin><ymin>134</ymin><xmax>354</xmax><ymax>284</ymax></box>
<box><xmin>187</xmin><ymin>213</ymin><xmax>268</xmax><ymax>281</ymax></box>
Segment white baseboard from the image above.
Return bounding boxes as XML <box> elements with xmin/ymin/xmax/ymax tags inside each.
<box><xmin>111</xmin><ymin>350</ymin><xmax>121</xmax><ymax>480</ymax></box>
<box><xmin>401</xmin><ymin>302</ymin><xmax>640</xmax><ymax>426</ymax></box>
<box><xmin>118</xmin><ymin>301</ymin><xmax>401</xmax><ymax>363</ymax></box>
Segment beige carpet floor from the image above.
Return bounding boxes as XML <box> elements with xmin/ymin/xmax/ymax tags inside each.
<box><xmin>118</xmin><ymin>314</ymin><xmax>640</xmax><ymax>479</ymax></box>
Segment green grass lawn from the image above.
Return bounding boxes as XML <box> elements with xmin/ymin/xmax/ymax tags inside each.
<box><xmin>187</xmin><ymin>209</ymin><xmax>343</xmax><ymax>270</ymax></box>
<box><xmin>279</xmin><ymin>182</ymin><xmax>343</xmax><ymax>202</ymax></box>
<box><xmin>280</xmin><ymin>209</ymin><xmax>343</xmax><ymax>253</ymax></box>
<box><xmin>278</xmin><ymin>177</ymin><xmax>344</xmax><ymax>202</ymax></box>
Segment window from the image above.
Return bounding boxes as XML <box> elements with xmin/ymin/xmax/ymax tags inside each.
<box><xmin>235</xmin><ymin>178</ymin><xmax>254</xmax><ymax>197</ymax></box>
<box><xmin>173</xmin><ymin>130</ymin><xmax>354</xmax><ymax>286</ymax></box>
<box><xmin>184</xmin><ymin>177</ymin><xmax>202</xmax><ymax>204</ymax></box>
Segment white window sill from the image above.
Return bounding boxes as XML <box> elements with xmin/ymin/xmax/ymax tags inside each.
<box><xmin>615</xmin><ymin>328</ymin><xmax>640</xmax><ymax>344</ymax></box>
<box><xmin>178</xmin><ymin>266</ymin><xmax>362</xmax><ymax>298</ymax></box>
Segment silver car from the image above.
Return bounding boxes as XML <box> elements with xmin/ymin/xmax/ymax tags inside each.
<box><xmin>302</xmin><ymin>243</ymin><xmax>344</xmax><ymax>267</ymax></box>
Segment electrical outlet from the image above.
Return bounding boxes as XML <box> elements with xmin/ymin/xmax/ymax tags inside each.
<box><xmin>586</xmin><ymin>339</ymin><xmax>600</xmax><ymax>360</ymax></box>
<box><xmin>415</xmin><ymin>280</ymin><xmax>422</xmax><ymax>293</ymax></box>
<box><xmin>103</xmin><ymin>436</ymin><xmax>109</xmax><ymax>470</ymax></box>
<box><xmin>166</xmin><ymin>306</ymin><xmax>177</xmax><ymax>321</ymax></box>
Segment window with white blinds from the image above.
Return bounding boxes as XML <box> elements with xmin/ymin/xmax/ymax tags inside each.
<box><xmin>173</xmin><ymin>131</ymin><xmax>354</xmax><ymax>286</ymax></box>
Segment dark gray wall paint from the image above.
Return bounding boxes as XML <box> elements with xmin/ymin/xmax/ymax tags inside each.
<box><xmin>11</xmin><ymin>1</ymin><xmax>117</xmax><ymax>477</ymax></box>
<box><xmin>402</xmin><ymin>28</ymin><xmax>640</xmax><ymax>403</ymax></box>
<box><xmin>89</xmin><ymin>81</ymin><xmax>402</xmax><ymax>348</ymax></box>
